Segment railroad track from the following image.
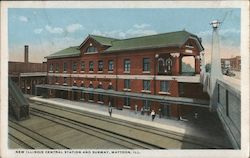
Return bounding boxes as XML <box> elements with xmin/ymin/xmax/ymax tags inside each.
<box><xmin>28</xmin><ymin>100</ymin><xmax>228</xmax><ymax>149</ymax></box>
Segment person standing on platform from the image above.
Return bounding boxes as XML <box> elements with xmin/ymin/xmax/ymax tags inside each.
<box><xmin>159</xmin><ymin>108</ymin><xmax>162</xmax><ymax>118</ymax></box>
<box><xmin>134</xmin><ymin>105</ymin><xmax>138</xmax><ymax>114</ymax></box>
<box><xmin>108</xmin><ymin>103</ymin><xmax>112</xmax><ymax>117</ymax></box>
<box><xmin>151</xmin><ymin>110</ymin><xmax>156</xmax><ymax>121</ymax></box>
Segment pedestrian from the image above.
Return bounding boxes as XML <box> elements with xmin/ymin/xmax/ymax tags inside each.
<box><xmin>108</xmin><ymin>105</ymin><xmax>112</xmax><ymax>117</ymax></box>
<box><xmin>159</xmin><ymin>108</ymin><xmax>162</xmax><ymax>118</ymax></box>
<box><xmin>151</xmin><ymin>110</ymin><xmax>156</xmax><ymax>121</ymax></box>
<box><xmin>134</xmin><ymin>105</ymin><xmax>138</xmax><ymax>114</ymax></box>
<box><xmin>194</xmin><ymin>112</ymin><xmax>198</xmax><ymax>119</ymax></box>
<box><xmin>141</xmin><ymin>107</ymin><xmax>144</xmax><ymax>115</ymax></box>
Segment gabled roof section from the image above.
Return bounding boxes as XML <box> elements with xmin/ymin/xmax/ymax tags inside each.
<box><xmin>79</xmin><ymin>34</ymin><xmax>118</xmax><ymax>48</ymax></box>
<box><xmin>90</xmin><ymin>35</ymin><xmax>118</xmax><ymax>46</ymax></box>
<box><xmin>104</xmin><ymin>30</ymin><xmax>203</xmax><ymax>53</ymax></box>
<box><xmin>45</xmin><ymin>46</ymin><xmax>80</xmax><ymax>59</ymax></box>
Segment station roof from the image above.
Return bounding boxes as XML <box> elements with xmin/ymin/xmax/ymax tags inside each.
<box><xmin>46</xmin><ymin>30</ymin><xmax>203</xmax><ymax>59</ymax></box>
<box><xmin>104</xmin><ymin>30</ymin><xmax>203</xmax><ymax>53</ymax></box>
<box><xmin>45</xmin><ymin>46</ymin><xmax>80</xmax><ymax>59</ymax></box>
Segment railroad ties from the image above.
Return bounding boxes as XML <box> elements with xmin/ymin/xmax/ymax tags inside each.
<box><xmin>8</xmin><ymin>100</ymin><xmax>230</xmax><ymax>149</ymax></box>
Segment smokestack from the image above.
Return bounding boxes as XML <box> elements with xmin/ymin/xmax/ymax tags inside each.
<box><xmin>24</xmin><ymin>45</ymin><xmax>29</xmax><ymax>63</ymax></box>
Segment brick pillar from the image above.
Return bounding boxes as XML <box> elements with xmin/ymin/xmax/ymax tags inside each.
<box><xmin>195</xmin><ymin>56</ymin><xmax>201</xmax><ymax>74</ymax></box>
<box><xmin>169</xmin><ymin>80</ymin><xmax>180</xmax><ymax>118</ymax></box>
<box><xmin>170</xmin><ymin>53</ymin><xmax>180</xmax><ymax>76</ymax></box>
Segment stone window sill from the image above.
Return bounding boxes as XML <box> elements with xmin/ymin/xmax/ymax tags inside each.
<box><xmin>98</xmin><ymin>71</ymin><xmax>103</xmax><ymax>73</ymax></box>
<box><xmin>88</xmin><ymin>100</ymin><xmax>94</xmax><ymax>102</ymax></box>
<box><xmin>141</xmin><ymin>90</ymin><xmax>151</xmax><ymax>93</ymax></box>
<box><xmin>89</xmin><ymin>71</ymin><xmax>94</xmax><ymax>73</ymax></box>
<box><xmin>142</xmin><ymin>71</ymin><xmax>150</xmax><ymax>74</ymax></box>
<box><xmin>73</xmin><ymin>71</ymin><xmax>77</xmax><ymax>73</ymax></box>
<box><xmin>63</xmin><ymin>83</ymin><xmax>68</xmax><ymax>86</ymax></box>
<box><xmin>123</xmin><ymin>88</ymin><xmax>131</xmax><ymax>92</ymax></box>
<box><xmin>123</xmin><ymin>105</ymin><xmax>131</xmax><ymax>109</ymax></box>
<box><xmin>158</xmin><ymin>91</ymin><xmax>171</xmax><ymax>95</ymax></box>
<box><xmin>124</xmin><ymin>71</ymin><xmax>130</xmax><ymax>74</ymax></box>
<box><xmin>49</xmin><ymin>71</ymin><xmax>53</xmax><ymax>73</ymax></box>
<box><xmin>97</xmin><ymin>101</ymin><xmax>104</xmax><ymax>104</ymax></box>
<box><xmin>80</xmin><ymin>71</ymin><xmax>85</xmax><ymax>73</ymax></box>
<box><xmin>63</xmin><ymin>71</ymin><xmax>67</xmax><ymax>73</ymax></box>
<box><xmin>108</xmin><ymin>71</ymin><xmax>114</xmax><ymax>73</ymax></box>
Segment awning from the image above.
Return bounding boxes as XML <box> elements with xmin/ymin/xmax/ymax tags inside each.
<box><xmin>36</xmin><ymin>84</ymin><xmax>209</xmax><ymax>108</ymax></box>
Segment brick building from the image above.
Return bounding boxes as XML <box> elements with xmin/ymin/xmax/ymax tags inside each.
<box><xmin>221</xmin><ymin>56</ymin><xmax>241</xmax><ymax>71</ymax></box>
<box><xmin>9</xmin><ymin>45</ymin><xmax>47</xmax><ymax>95</ymax></box>
<box><xmin>38</xmin><ymin>30</ymin><xmax>209</xmax><ymax>119</ymax></box>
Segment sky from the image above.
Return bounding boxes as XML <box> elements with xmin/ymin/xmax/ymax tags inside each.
<box><xmin>8</xmin><ymin>8</ymin><xmax>241</xmax><ymax>63</ymax></box>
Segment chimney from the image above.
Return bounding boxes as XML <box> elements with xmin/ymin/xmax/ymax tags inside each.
<box><xmin>24</xmin><ymin>45</ymin><xmax>29</xmax><ymax>63</ymax></box>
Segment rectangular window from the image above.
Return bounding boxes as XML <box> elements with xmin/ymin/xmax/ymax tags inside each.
<box><xmin>143</xmin><ymin>80</ymin><xmax>150</xmax><ymax>91</ymax></box>
<box><xmin>49</xmin><ymin>64</ymin><xmax>53</xmax><ymax>71</ymax></box>
<box><xmin>72</xmin><ymin>62</ymin><xmax>77</xmax><ymax>72</ymax></box>
<box><xmin>55</xmin><ymin>64</ymin><xmax>59</xmax><ymax>72</ymax></box>
<box><xmin>124</xmin><ymin>79</ymin><xmax>130</xmax><ymax>89</ymax></box>
<box><xmin>160</xmin><ymin>81</ymin><xmax>169</xmax><ymax>92</ymax></box>
<box><xmin>63</xmin><ymin>63</ymin><xmax>67</xmax><ymax>72</ymax></box>
<box><xmin>89</xmin><ymin>61</ymin><xmax>94</xmax><ymax>71</ymax></box>
<box><xmin>108</xmin><ymin>60</ymin><xmax>114</xmax><ymax>71</ymax></box>
<box><xmin>81</xmin><ymin>62</ymin><xmax>85</xmax><ymax>71</ymax></box>
<box><xmin>124</xmin><ymin>59</ymin><xmax>130</xmax><ymax>72</ymax></box>
<box><xmin>98</xmin><ymin>94</ymin><xmax>103</xmax><ymax>102</ymax></box>
<box><xmin>124</xmin><ymin>97</ymin><xmax>130</xmax><ymax>106</ymax></box>
<box><xmin>89</xmin><ymin>93</ymin><xmax>94</xmax><ymax>101</ymax></box>
<box><xmin>143</xmin><ymin>100</ymin><xmax>151</xmax><ymax>110</ymax></box>
<box><xmin>143</xmin><ymin>58</ymin><xmax>150</xmax><ymax>71</ymax></box>
<box><xmin>63</xmin><ymin>77</ymin><xmax>67</xmax><ymax>85</ymax></box>
<box><xmin>98</xmin><ymin>60</ymin><xmax>103</xmax><ymax>71</ymax></box>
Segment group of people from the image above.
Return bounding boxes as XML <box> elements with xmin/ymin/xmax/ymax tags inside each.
<box><xmin>108</xmin><ymin>103</ymin><xmax>160</xmax><ymax>121</ymax></box>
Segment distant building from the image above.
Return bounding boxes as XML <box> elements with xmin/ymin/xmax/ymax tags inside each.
<box><xmin>37</xmin><ymin>30</ymin><xmax>209</xmax><ymax>119</ymax></box>
<box><xmin>221</xmin><ymin>56</ymin><xmax>241</xmax><ymax>71</ymax></box>
<box><xmin>9</xmin><ymin>45</ymin><xmax>47</xmax><ymax>95</ymax></box>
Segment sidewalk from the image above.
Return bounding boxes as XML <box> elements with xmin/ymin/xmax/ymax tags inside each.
<box><xmin>29</xmin><ymin>96</ymin><xmax>231</xmax><ymax>147</ymax></box>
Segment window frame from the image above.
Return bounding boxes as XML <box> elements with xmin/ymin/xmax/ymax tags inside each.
<box><xmin>63</xmin><ymin>63</ymin><xmax>67</xmax><ymax>72</ymax></box>
<box><xmin>124</xmin><ymin>59</ymin><xmax>131</xmax><ymax>72</ymax></box>
<box><xmin>108</xmin><ymin>60</ymin><xmax>114</xmax><ymax>71</ymax></box>
<box><xmin>143</xmin><ymin>58</ymin><xmax>150</xmax><ymax>72</ymax></box>
<box><xmin>98</xmin><ymin>60</ymin><xmax>103</xmax><ymax>72</ymax></box>
<box><xmin>124</xmin><ymin>79</ymin><xmax>131</xmax><ymax>90</ymax></box>
<box><xmin>81</xmin><ymin>61</ymin><xmax>85</xmax><ymax>72</ymax></box>
<box><xmin>86</xmin><ymin>46</ymin><xmax>98</xmax><ymax>53</ymax></box>
<box><xmin>160</xmin><ymin>81</ymin><xmax>170</xmax><ymax>92</ymax></box>
<box><xmin>143</xmin><ymin>80</ymin><xmax>150</xmax><ymax>91</ymax></box>
<box><xmin>89</xmin><ymin>61</ymin><xmax>94</xmax><ymax>72</ymax></box>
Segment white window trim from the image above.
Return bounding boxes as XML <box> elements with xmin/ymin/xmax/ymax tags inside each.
<box><xmin>88</xmin><ymin>100</ymin><xmax>94</xmax><ymax>102</ymax></box>
<box><xmin>63</xmin><ymin>71</ymin><xmax>67</xmax><ymax>73</ymax></box>
<box><xmin>55</xmin><ymin>82</ymin><xmax>59</xmax><ymax>85</ymax></box>
<box><xmin>85</xmin><ymin>52</ymin><xmax>98</xmax><ymax>55</ymax></box>
<box><xmin>63</xmin><ymin>83</ymin><xmax>68</xmax><ymax>86</ymax></box>
<box><xmin>89</xmin><ymin>71</ymin><xmax>94</xmax><ymax>73</ymax></box>
<box><xmin>98</xmin><ymin>71</ymin><xmax>103</xmax><ymax>73</ymax></box>
<box><xmin>124</xmin><ymin>71</ymin><xmax>130</xmax><ymax>74</ymax></box>
<box><xmin>108</xmin><ymin>71</ymin><xmax>114</xmax><ymax>73</ymax></box>
<box><xmin>158</xmin><ymin>91</ymin><xmax>171</xmax><ymax>95</ymax></box>
<box><xmin>80</xmin><ymin>71</ymin><xmax>85</xmax><ymax>73</ymax></box>
<box><xmin>73</xmin><ymin>71</ymin><xmax>77</xmax><ymax>73</ymax></box>
<box><xmin>49</xmin><ymin>70</ymin><xmax>53</xmax><ymax>73</ymax></box>
<box><xmin>123</xmin><ymin>105</ymin><xmax>131</xmax><ymax>109</ymax></box>
<box><xmin>141</xmin><ymin>90</ymin><xmax>151</xmax><ymax>93</ymax></box>
<box><xmin>185</xmin><ymin>45</ymin><xmax>194</xmax><ymax>49</ymax></box>
<box><xmin>142</xmin><ymin>71</ymin><xmax>150</xmax><ymax>74</ymax></box>
<box><xmin>123</xmin><ymin>88</ymin><xmax>131</xmax><ymax>92</ymax></box>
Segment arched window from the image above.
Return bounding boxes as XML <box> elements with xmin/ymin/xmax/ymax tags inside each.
<box><xmin>166</xmin><ymin>58</ymin><xmax>172</xmax><ymax>72</ymax></box>
<box><xmin>158</xmin><ymin>58</ymin><xmax>164</xmax><ymax>73</ymax></box>
<box><xmin>86</xmin><ymin>46</ymin><xmax>97</xmax><ymax>53</ymax></box>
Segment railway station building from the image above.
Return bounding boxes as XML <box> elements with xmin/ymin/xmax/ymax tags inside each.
<box><xmin>38</xmin><ymin>30</ymin><xmax>209</xmax><ymax>119</ymax></box>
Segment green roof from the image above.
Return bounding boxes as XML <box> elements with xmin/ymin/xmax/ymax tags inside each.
<box><xmin>46</xmin><ymin>30</ymin><xmax>203</xmax><ymax>59</ymax></box>
<box><xmin>105</xmin><ymin>31</ymin><xmax>201</xmax><ymax>52</ymax></box>
<box><xmin>90</xmin><ymin>35</ymin><xmax>118</xmax><ymax>46</ymax></box>
<box><xmin>45</xmin><ymin>46</ymin><xmax>80</xmax><ymax>59</ymax></box>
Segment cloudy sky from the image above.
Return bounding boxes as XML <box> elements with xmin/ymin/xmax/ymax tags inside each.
<box><xmin>8</xmin><ymin>8</ymin><xmax>240</xmax><ymax>63</ymax></box>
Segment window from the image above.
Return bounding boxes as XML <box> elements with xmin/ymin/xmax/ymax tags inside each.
<box><xmin>73</xmin><ymin>80</ymin><xmax>77</xmax><ymax>86</ymax></box>
<box><xmin>89</xmin><ymin>93</ymin><xmax>94</xmax><ymax>101</ymax></box>
<box><xmin>108</xmin><ymin>82</ymin><xmax>113</xmax><ymax>90</ymax></box>
<box><xmin>166</xmin><ymin>58</ymin><xmax>172</xmax><ymax>72</ymax></box>
<box><xmin>98</xmin><ymin>94</ymin><xmax>103</xmax><ymax>102</ymax></box>
<box><xmin>108</xmin><ymin>60</ymin><xmax>114</xmax><ymax>71</ymax></box>
<box><xmin>97</xmin><ymin>82</ymin><xmax>103</xmax><ymax>88</ymax></box>
<box><xmin>124</xmin><ymin>97</ymin><xmax>130</xmax><ymax>106</ymax></box>
<box><xmin>124</xmin><ymin>59</ymin><xmax>130</xmax><ymax>72</ymax></box>
<box><xmin>72</xmin><ymin>62</ymin><xmax>77</xmax><ymax>72</ymax></box>
<box><xmin>49</xmin><ymin>64</ymin><xmax>53</xmax><ymax>71</ymax></box>
<box><xmin>143</xmin><ymin>100</ymin><xmax>151</xmax><ymax>111</ymax></box>
<box><xmin>89</xmin><ymin>61</ymin><xmax>94</xmax><ymax>71</ymax></box>
<box><xmin>86</xmin><ymin>46</ymin><xmax>97</xmax><ymax>53</ymax></box>
<box><xmin>81</xmin><ymin>82</ymin><xmax>85</xmax><ymax>87</ymax></box>
<box><xmin>89</xmin><ymin>82</ymin><xmax>93</xmax><ymax>88</ymax></box>
<box><xmin>124</xmin><ymin>79</ymin><xmax>130</xmax><ymax>89</ymax></box>
<box><xmin>55</xmin><ymin>77</ymin><xmax>58</xmax><ymax>84</ymax></box>
<box><xmin>98</xmin><ymin>60</ymin><xmax>103</xmax><ymax>71</ymax></box>
<box><xmin>160</xmin><ymin>81</ymin><xmax>169</xmax><ymax>92</ymax></box>
<box><xmin>143</xmin><ymin>58</ymin><xmax>150</xmax><ymax>71</ymax></box>
<box><xmin>63</xmin><ymin>77</ymin><xmax>67</xmax><ymax>85</ymax></box>
<box><xmin>143</xmin><ymin>80</ymin><xmax>150</xmax><ymax>91</ymax></box>
<box><xmin>81</xmin><ymin>62</ymin><xmax>85</xmax><ymax>72</ymax></box>
<box><xmin>63</xmin><ymin>63</ymin><xmax>67</xmax><ymax>72</ymax></box>
<box><xmin>55</xmin><ymin>64</ymin><xmax>59</xmax><ymax>72</ymax></box>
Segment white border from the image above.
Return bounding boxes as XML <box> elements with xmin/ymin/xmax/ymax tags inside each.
<box><xmin>1</xmin><ymin>1</ymin><xmax>249</xmax><ymax>158</ymax></box>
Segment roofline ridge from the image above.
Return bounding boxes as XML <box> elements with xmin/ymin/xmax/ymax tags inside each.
<box><xmin>89</xmin><ymin>34</ymin><xmax>119</xmax><ymax>40</ymax></box>
<box><xmin>112</xmin><ymin>30</ymin><xmax>191</xmax><ymax>42</ymax></box>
